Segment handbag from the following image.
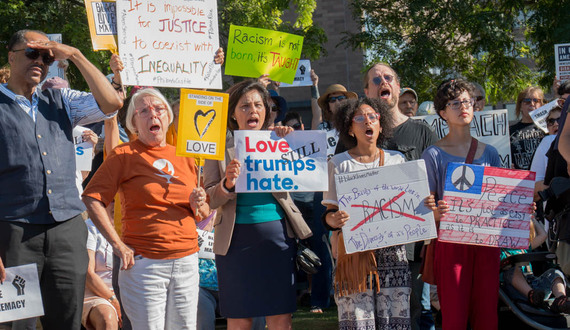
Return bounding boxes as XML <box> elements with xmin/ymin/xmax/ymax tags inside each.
<box><xmin>420</xmin><ymin>138</ymin><xmax>478</xmax><ymax>285</ymax></box>
<box><xmin>296</xmin><ymin>242</ymin><xmax>322</xmax><ymax>274</ymax></box>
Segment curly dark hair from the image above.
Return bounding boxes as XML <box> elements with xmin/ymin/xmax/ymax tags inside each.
<box><xmin>226</xmin><ymin>80</ymin><xmax>272</xmax><ymax>131</ymax></box>
<box><xmin>434</xmin><ymin>79</ymin><xmax>475</xmax><ymax>119</ymax></box>
<box><xmin>333</xmin><ymin>97</ymin><xmax>394</xmax><ymax>150</ymax></box>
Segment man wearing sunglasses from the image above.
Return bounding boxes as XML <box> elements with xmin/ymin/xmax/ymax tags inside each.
<box><xmin>0</xmin><ymin>29</ymin><xmax>123</xmax><ymax>329</ymax></box>
<box><xmin>363</xmin><ymin>62</ymin><xmax>438</xmax><ymax>330</ymax></box>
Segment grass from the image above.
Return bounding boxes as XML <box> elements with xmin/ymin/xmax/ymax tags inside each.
<box><xmin>292</xmin><ymin>305</ymin><xmax>338</xmax><ymax>330</ymax></box>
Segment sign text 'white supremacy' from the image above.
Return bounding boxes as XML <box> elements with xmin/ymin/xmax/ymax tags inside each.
<box><xmin>234</xmin><ymin>130</ymin><xmax>328</xmax><ymax>192</ymax></box>
<box><xmin>438</xmin><ymin>163</ymin><xmax>534</xmax><ymax>249</ymax></box>
<box><xmin>335</xmin><ymin>160</ymin><xmax>437</xmax><ymax>254</ymax></box>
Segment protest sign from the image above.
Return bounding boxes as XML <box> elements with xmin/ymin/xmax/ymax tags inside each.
<box><xmin>324</xmin><ymin>130</ymin><xmax>339</xmax><ymax>160</ymax></box>
<box><xmin>176</xmin><ymin>89</ymin><xmax>228</xmax><ymax>165</ymax></box>
<box><xmin>438</xmin><ymin>163</ymin><xmax>534</xmax><ymax>249</ymax></box>
<box><xmin>84</xmin><ymin>0</ymin><xmax>118</xmax><ymax>51</ymax></box>
<box><xmin>44</xmin><ymin>34</ymin><xmax>66</xmax><ymax>80</ymax></box>
<box><xmin>73</xmin><ymin>126</ymin><xmax>94</xmax><ymax>171</ymax></box>
<box><xmin>234</xmin><ymin>130</ymin><xmax>327</xmax><ymax>193</ymax></box>
<box><xmin>279</xmin><ymin>60</ymin><xmax>312</xmax><ymax>87</ymax></box>
<box><xmin>116</xmin><ymin>0</ymin><xmax>222</xmax><ymax>89</ymax></box>
<box><xmin>335</xmin><ymin>160</ymin><xmax>437</xmax><ymax>254</ymax></box>
<box><xmin>529</xmin><ymin>99</ymin><xmax>559</xmax><ymax>134</ymax></box>
<box><xmin>0</xmin><ymin>264</ymin><xmax>44</xmax><ymax>323</ymax></box>
<box><xmin>416</xmin><ymin>110</ymin><xmax>511</xmax><ymax>168</ymax></box>
<box><xmin>225</xmin><ymin>25</ymin><xmax>303</xmax><ymax>84</ymax></box>
<box><xmin>555</xmin><ymin>43</ymin><xmax>570</xmax><ymax>81</ymax></box>
<box><xmin>196</xmin><ymin>229</ymin><xmax>215</xmax><ymax>259</ymax></box>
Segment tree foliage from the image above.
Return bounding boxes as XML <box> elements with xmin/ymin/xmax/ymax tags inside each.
<box><xmin>343</xmin><ymin>0</ymin><xmax>570</xmax><ymax>104</ymax></box>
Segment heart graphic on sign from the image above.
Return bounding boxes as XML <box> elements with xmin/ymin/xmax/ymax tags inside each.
<box><xmin>194</xmin><ymin>109</ymin><xmax>216</xmax><ymax>139</ymax></box>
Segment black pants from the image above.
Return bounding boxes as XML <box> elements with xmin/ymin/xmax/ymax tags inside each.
<box><xmin>0</xmin><ymin>216</ymin><xmax>88</xmax><ymax>330</ymax></box>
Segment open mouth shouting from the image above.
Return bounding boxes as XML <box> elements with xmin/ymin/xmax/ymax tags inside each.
<box><xmin>246</xmin><ymin>116</ymin><xmax>260</xmax><ymax>129</ymax></box>
<box><xmin>379</xmin><ymin>88</ymin><xmax>391</xmax><ymax>100</ymax></box>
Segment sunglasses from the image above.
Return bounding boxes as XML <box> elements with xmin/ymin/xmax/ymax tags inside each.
<box><xmin>12</xmin><ymin>47</ymin><xmax>55</xmax><ymax>66</ymax></box>
<box><xmin>289</xmin><ymin>123</ymin><xmax>302</xmax><ymax>130</ymax></box>
<box><xmin>522</xmin><ymin>98</ymin><xmax>542</xmax><ymax>105</ymax></box>
<box><xmin>446</xmin><ymin>98</ymin><xmax>474</xmax><ymax>110</ymax></box>
<box><xmin>546</xmin><ymin>117</ymin><xmax>559</xmax><ymax>126</ymax></box>
<box><xmin>328</xmin><ymin>95</ymin><xmax>347</xmax><ymax>103</ymax></box>
<box><xmin>371</xmin><ymin>75</ymin><xmax>395</xmax><ymax>85</ymax></box>
<box><xmin>352</xmin><ymin>113</ymin><xmax>380</xmax><ymax>123</ymax></box>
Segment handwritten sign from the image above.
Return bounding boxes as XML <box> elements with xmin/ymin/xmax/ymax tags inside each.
<box><xmin>73</xmin><ymin>126</ymin><xmax>94</xmax><ymax>171</ymax></box>
<box><xmin>530</xmin><ymin>99</ymin><xmax>559</xmax><ymax>134</ymax></box>
<box><xmin>225</xmin><ymin>25</ymin><xmax>304</xmax><ymax>84</ymax></box>
<box><xmin>416</xmin><ymin>110</ymin><xmax>511</xmax><ymax>168</ymax></box>
<box><xmin>335</xmin><ymin>160</ymin><xmax>437</xmax><ymax>254</ymax></box>
<box><xmin>438</xmin><ymin>163</ymin><xmax>534</xmax><ymax>249</ymax></box>
<box><xmin>555</xmin><ymin>43</ymin><xmax>570</xmax><ymax>81</ymax></box>
<box><xmin>234</xmin><ymin>130</ymin><xmax>327</xmax><ymax>193</ymax></box>
<box><xmin>117</xmin><ymin>0</ymin><xmax>222</xmax><ymax>89</ymax></box>
<box><xmin>279</xmin><ymin>60</ymin><xmax>312</xmax><ymax>87</ymax></box>
<box><xmin>84</xmin><ymin>0</ymin><xmax>118</xmax><ymax>51</ymax></box>
<box><xmin>0</xmin><ymin>264</ymin><xmax>44</xmax><ymax>323</ymax></box>
<box><xmin>197</xmin><ymin>229</ymin><xmax>215</xmax><ymax>259</ymax></box>
<box><xmin>176</xmin><ymin>89</ymin><xmax>228</xmax><ymax>164</ymax></box>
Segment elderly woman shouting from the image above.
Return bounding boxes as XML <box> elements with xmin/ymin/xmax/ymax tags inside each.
<box><xmin>82</xmin><ymin>88</ymin><xmax>207</xmax><ymax>329</ymax></box>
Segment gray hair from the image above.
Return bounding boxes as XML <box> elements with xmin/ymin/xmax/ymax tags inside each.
<box><xmin>126</xmin><ymin>88</ymin><xmax>173</xmax><ymax>134</ymax></box>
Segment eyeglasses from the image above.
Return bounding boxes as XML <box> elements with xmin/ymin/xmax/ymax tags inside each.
<box><xmin>136</xmin><ymin>106</ymin><xmax>167</xmax><ymax>118</ymax></box>
<box><xmin>328</xmin><ymin>95</ymin><xmax>347</xmax><ymax>103</ymax></box>
<box><xmin>522</xmin><ymin>98</ymin><xmax>542</xmax><ymax>105</ymax></box>
<box><xmin>546</xmin><ymin>117</ymin><xmax>559</xmax><ymax>126</ymax></box>
<box><xmin>475</xmin><ymin>96</ymin><xmax>484</xmax><ymax>102</ymax></box>
<box><xmin>352</xmin><ymin>113</ymin><xmax>380</xmax><ymax>123</ymax></box>
<box><xmin>288</xmin><ymin>123</ymin><xmax>302</xmax><ymax>130</ymax></box>
<box><xmin>446</xmin><ymin>98</ymin><xmax>474</xmax><ymax>110</ymax></box>
<box><xmin>371</xmin><ymin>75</ymin><xmax>395</xmax><ymax>85</ymax></box>
<box><xmin>12</xmin><ymin>47</ymin><xmax>55</xmax><ymax>66</ymax></box>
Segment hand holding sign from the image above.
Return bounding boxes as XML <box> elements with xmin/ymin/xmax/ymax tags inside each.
<box><xmin>225</xmin><ymin>159</ymin><xmax>241</xmax><ymax>190</ymax></box>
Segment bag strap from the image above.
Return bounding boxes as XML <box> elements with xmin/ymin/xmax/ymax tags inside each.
<box><xmin>465</xmin><ymin>138</ymin><xmax>478</xmax><ymax>164</ymax></box>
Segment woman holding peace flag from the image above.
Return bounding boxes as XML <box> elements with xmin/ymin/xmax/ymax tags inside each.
<box><xmin>203</xmin><ymin>79</ymin><xmax>312</xmax><ymax>329</ymax></box>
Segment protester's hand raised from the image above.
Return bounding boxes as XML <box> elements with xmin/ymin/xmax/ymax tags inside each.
<box><xmin>271</xmin><ymin>125</ymin><xmax>294</xmax><ymax>138</ymax></box>
<box><xmin>437</xmin><ymin>200</ymin><xmax>449</xmax><ymax>215</ymax></box>
<box><xmin>27</xmin><ymin>39</ymin><xmax>78</xmax><ymax>62</ymax></box>
<box><xmin>224</xmin><ymin>158</ymin><xmax>241</xmax><ymax>190</ymax></box>
<box><xmin>311</xmin><ymin>69</ymin><xmax>318</xmax><ymax>86</ymax></box>
<box><xmin>109</xmin><ymin>54</ymin><xmax>124</xmax><ymax>74</ymax></box>
<box><xmin>326</xmin><ymin>209</ymin><xmax>350</xmax><ymax>229</ymax></box>
<box><xmin>214</xmin><ymin>48</ymin><xmax>225</xmax><ymax>65</ymax></box>
<box><xmin>424</xmin><ymin>195</ymin><xmax>437</xmax><ymax>211</ymax></box>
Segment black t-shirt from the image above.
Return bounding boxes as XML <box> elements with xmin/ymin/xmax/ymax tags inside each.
<box><xmin>383</xmin><ymin>118</ymin><xmax>439</xmax><ymax>161</ymax></box>
<box><xmin>509</xmin><ymin>121</ymin><xmax>545</xmax><ymax>170</ymax></box>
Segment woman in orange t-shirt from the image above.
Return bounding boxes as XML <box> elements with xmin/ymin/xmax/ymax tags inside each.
<box><xmin>83</xmin><ymin>88</ymin><xmax>209</xmax><ymax>329</ymax></box>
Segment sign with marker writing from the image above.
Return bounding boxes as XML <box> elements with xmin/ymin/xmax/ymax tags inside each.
<box><xmin>197</xmin><ymin>229</ymin><xmax>215</xmax><ymax>259</ymax></box>
<box><xmin>335</xmin><ymin>160</ymin><xmax>437</xmax><ymax>254</ymax></box>
<box><xmin>438</xmin><ymin>163</ymin><xmax>534</xmax><ymax>249</ymax></box>
<box><xmin>84</xmin><ymin>0</ymin><xmax>118</xmax><ymax>51</ymax></box>
<box><xmin>225</xmin><ymin>25</ymin><xmax>304</xmax><ymax>84</ymax></box>
<box><xmin>416</xmin><ymin>110</ymin><xmax>511</xmax><ymax>168</ymax></box>
<box><xmin>117</xmin><ymin>0</ymin><xmax>222</xmax><ymax>89</ymax></box>
<box><xmin>176</xmin><ymin>89</ymin><xmax>228</xmax><ymax>164</ymax></box>
<box><xmin>530</xmin><ymin>99</ymin><xmax>559</xmax><ymax>134</ymax></box>
<box><xmin>0</xmin><ymin>264</ymin><xmax>44</xmax><ymax>323</ymax></box>
<box><xmin>555</xmin><ymin>43</ymin><xmax>570</xmax><ymax>81</ymax></box>
<box><xmin>279</xmin><ymin>60</ymin><xmax>312</xmax><ymax>87</ymax></box>
<box><xmin>234</xmin><ymin>130</ymin><xmax>327</xmax><ymax>193</ymax></box>
<box><xmin>73</xmin><ymin>126</ymin><xmax>94</xmax><ymax>171</ymax></box>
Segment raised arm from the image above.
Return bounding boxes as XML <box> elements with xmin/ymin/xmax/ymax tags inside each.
<box><xmin>310</xmin><ymin>70</ymin><xmax>322</xmax><ymax>130</ymax></box>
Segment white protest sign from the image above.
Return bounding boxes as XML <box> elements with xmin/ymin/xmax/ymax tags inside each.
<box><xmin>197</xmin><ymin>229</ymin><xmax>215</xmax><ymax>259</ymax></box>
<box><xmin>73</xmin><ymin>126</ymin><xmax>94</xmax><ymax>171</ymax></box>
<box><xmin>279</xmin><ymin>60</ymin><xmax>312</xmax><ymax>87</ymax></box>
<box><xmin>324</xmin><ymin>129</ymin><xmax>339</xmax><ymax>160</ymax></box>
<box><xmin>335</xmin><ymin>160</ymin><xmax>437</xmax><ymax>254</ymax></box>
<box><xmin>530</xmin><ymin>99</ymin><xmax>559</xmax><ymax>134</ymax></box>
<box><xmin>117</xmin><ymin>0</ymin><xmax>222</xmax><ymax>89</ymax></box>
<box><xmin>438</xmin><ymin>163</ymin><xmax>534</xmax><ymax>249</ymax></box>
<box><xmin>555</xmin><ymin>43</ymin><xmax>570</xmax><ymax>81</ymax></box>
<box><xmin>416</xmin><ymin>110</ymin><xmax>511</xmax><ymax>168</ymax></box>
<box><xmin>234</xmin><ymin>130</ymin><xmax>328</xmax><ymax>193</ymax></box>
<box><xmin>0</xmin><ymin>264</ymin><xmax>44</xmax><ymax>323</ymax></box>
<box><xmin>46</xmin><ymin>34</ymin><xmax>65</xmax><ymax>80</ymax></box>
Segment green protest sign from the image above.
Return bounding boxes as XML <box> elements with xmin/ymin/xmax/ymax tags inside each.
<box><xmin>225</xmin><ymin>25</ymin><xmax>303</xmax><ymax>84</ymax></box>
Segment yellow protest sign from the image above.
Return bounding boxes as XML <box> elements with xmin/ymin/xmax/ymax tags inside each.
<box><xmin>84</xmin><ymin>0</ymin><xmax>118</xmax><ymax>51</ymax></box>
<box><xmin>225</xmin><ymin>25</ymin><xmax>304</xmax><ymax>84</ymax></box>
<box><xmin>176</xmin><ymin>89</ymin><xmax>228</xmax><ymax>164</ymax></box>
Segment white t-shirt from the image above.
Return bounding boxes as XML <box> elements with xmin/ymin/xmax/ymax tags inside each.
<box><xmin>85</xmin><ymin>219</ymin><xmax>113</xmax><ymax>298</ymax></box>
<box><xmin>322</xmin><ymin>149</ymin><xmax>406</xmax><ymax>206</ymax></box>
<box><xmin>530</xmin><ymin>134</ymin><xmax>556</xmax><ymax>182</ymax></box>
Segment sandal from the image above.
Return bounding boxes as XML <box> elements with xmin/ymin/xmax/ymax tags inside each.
<box><xmin>310</xmin><ymin>306</ymin><xmax>323</xmax><ymax>313</ymax></box>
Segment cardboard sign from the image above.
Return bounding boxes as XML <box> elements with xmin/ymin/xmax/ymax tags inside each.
<box><xmin>279</xmin><ymin>60</ymin><xmax>312</xmax><ymax>87</ymax></box>
<box><xmin>73</xmin><ymin>126</ymin><xmax>94</xmax><ymax>171</ymax></box>
<box><xmin>438</xmin><ymin>163</ymin><xmax>534</xmax><ymax>249</ymax></box>
<box><xmin>176</xmin><ymin>89</ymin><xmax>228</xmax><ymax>164</ymax></box>
<box><xmin>0</xmin><ymin>264</ymin><xmax>44</xmax><ymax>323</ymax></box>
<box><xmin>117</xmin><ymin>0</ymin><xmax>222</xmax><ymax>89</ymax></box>
<box><xmin>555</xmin><ymin>43</ymin><xmax>570</xmax><ymax>81</ymax></box>
<box><xmin>530</xmin><ymin>99</ymin><xmax>559</xmax><ymax>134</ymax></box>
<box><xmin>84</xmin><ymin>0</ymin><xmax>118</xmax><ymax>51</ymax></box>
<box><xmin>234</xmin><ymin>130</ymin><xmax>328</xmax><ymax>193</ymax></box>
<box><xmin>197</xmin><ymin>229</ymin><xmax>215</xmax><ymax>259</ymax></box>
<box><xmin>225</xmin><ymin>25</ymin><xmax>303</xmax><ymax>84</ymax></box>
<box><xmin>416</xmin><ymin>110</ymin><xmax>511</xmax><ymax>168</ymax></box>
<box><xmin>335</xmin><ymin>160</ymin><xmax>437</xmax><ymax>254</ymax></box>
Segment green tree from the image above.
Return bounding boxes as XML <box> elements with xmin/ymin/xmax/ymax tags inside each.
<box><xmin>342</xmin><ymin>0</ymin><xmax>565</xmax><ymax>105</ymax></box>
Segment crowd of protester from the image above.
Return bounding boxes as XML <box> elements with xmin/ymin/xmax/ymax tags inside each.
<box><xmin>1</xmin><ymin>28</ymin><xmax>570</xmax><ymax>330</ymax></box>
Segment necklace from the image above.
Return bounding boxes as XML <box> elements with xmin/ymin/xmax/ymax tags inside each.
<box><xmin>358</xmin><ymin>149</ymin><xmax>380</xmax><ymax>170</ymax></box>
